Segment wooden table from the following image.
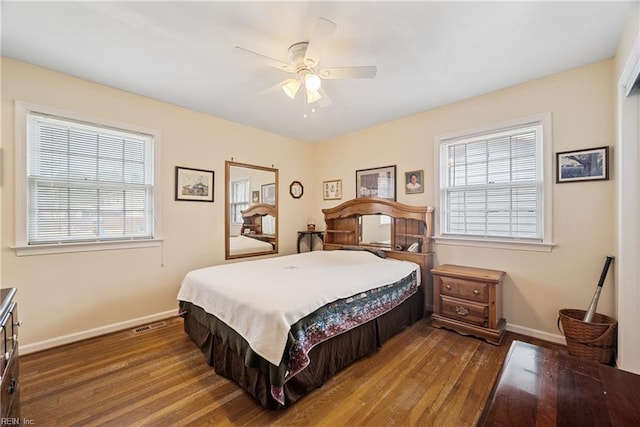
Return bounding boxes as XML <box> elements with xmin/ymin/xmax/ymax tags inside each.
<box><xmin>479</xmin><ymin>340</ymin><xmax>640</xmax><ymax>426</ymax></box>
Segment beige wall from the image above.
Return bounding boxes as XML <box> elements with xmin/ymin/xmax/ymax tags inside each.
<box><xmin>312</xmin><ymin>60</ymin><xmax>616</xmax><ymax>341</ymax></box>
<box><xmin>1</xmin><ymin>54</ymin><xmax>619</xmax><ymax>349</ymax></box>
<box><xmin>1</xmin><ymin>58</ymin><xmax>315</xmax><ymax>351</ymax></box>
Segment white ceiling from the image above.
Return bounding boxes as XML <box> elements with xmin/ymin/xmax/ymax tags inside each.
<box><xmin>1</xmin><ymin>1</ymin><xmax>633</xmax><ymax>142</ymax></box>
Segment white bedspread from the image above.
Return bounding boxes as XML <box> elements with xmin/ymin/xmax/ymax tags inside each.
<box><xmin>177</xmin><ymin>250</ymin><xmax>420</xmax><ymax>366</ymax></box>
<box><xmin>229</xmin><ymin>235</ymin><xmax>273</xmax><ymax>255</ymax></box>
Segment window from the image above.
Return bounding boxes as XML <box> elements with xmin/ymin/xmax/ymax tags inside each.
<box><xmin>230</xmin><ymin>178</ymin><xmax>250</xmax><ymax>224</ymax></box>
<box><xmin>15</xmin><ymin>102</ymin><xmax>161</xmax><ymax>255</ymax></box>
<box><xmin>436</xmin><ymin>113</ymin><xmax>554</xmax><ymax>251</ymax></box>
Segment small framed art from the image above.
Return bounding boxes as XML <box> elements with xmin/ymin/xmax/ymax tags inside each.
<box><xmin>556</xmin><ymin>146</ymin><xmax>609</xmax><ymax>183</ymax></box>
<box><xmin>356</xmin><ymin>165</ymin><xmax>396</xmax><ymax>200</ymax></box>
<box><xmin>252</xmin><ymin>190</ymin><xmax>260</xmax><ymax>204</ymax></box>
<box><xmin>404</xmin><ymin>170</ymin><xmax>424</xmax><ymax>194</ymax></box>
<box><xmin>262</xmin><ymin>183</ymin><xmax>276</xmax><ymax>205</ymax></box>
<box><xmin>175</xmin><ymin>166</ymin><xmax>214</xmax><ymax>202</ymax></box>
<box><xmin>323</xmin><ymin>179</ymin><xmax>342</xmax><ymax>200</ymax></box>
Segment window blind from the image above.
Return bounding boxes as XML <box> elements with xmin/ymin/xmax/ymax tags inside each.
<box><xmin>27</xmin><ymin>112</ymin><xmax>155</xmax><ymax>244</ymax></box>
<box><xmin>440</xmin><ymin>125</ymin><xmax>542</xmax><ymax>240</ymax></box>
<box><xmin>230</xmin><ymin>179</ymin><xmax>249</xmax><ymax>224</ymax></box>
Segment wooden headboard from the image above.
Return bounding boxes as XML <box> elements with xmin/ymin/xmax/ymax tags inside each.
<box><xmin>322</xmin><ymin>197</ymin><xmax>435</xmax><ymax>313</ymax></box>
<box><xmin>241</xmin><ymin>203</ymin><xmax>276</xmax><ymax>235</ymax></box>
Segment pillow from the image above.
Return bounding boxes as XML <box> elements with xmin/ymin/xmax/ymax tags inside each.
<box><xmin>338</xmin><ymin>245</ymin><xmax>387</xmax><ymax>259</ymax></box>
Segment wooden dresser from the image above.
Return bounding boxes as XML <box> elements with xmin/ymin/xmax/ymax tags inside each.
<box><xmin>431</xmin><ymin>264</ymin><xmax>506</xmax><ymax>345</ymax></box>
<box><xmin>0</xmin><ymin>288</ymin><xmax>19</xmax><ymax>421</ymax></box>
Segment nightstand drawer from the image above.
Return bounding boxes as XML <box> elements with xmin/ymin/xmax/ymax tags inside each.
<box><xmin>440</xmin><ymin>277</ymin><xmax>488</xmax><ymax>303</ymax></box>
<box><xmin>440</xmin><ymin>296</ymin><xmax>488</xmax><ymax>327</ymax></box>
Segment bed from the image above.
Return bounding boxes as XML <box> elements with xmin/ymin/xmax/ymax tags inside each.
<box><xmin>228</xmin><ymin>235</ymin><xmax>274</xmax><ymax>255</ymax></box>
<box><xmin>228</xmin><ymin>203</ymin><xmax>277</xmax><ymax>258</ymax></box>
<box><xmin>179</xmin><ymin>198</ymin><xmax>434</xmax><ymax>409</ymax></box>
<box><xmin>239</xmin><ymin>203</ymin><xmax>276</xmax><ymax>236</ymax></box>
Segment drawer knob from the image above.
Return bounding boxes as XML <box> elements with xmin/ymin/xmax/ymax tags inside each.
<box><xmin>455</xmin><ymin>306</ymin><xmax>470</xmax><ymax>316</ymax></box>
<box><xmin>4</xmin><ymin>352</ymin><xmax>9</xmax><ymax>361</ymax></box>
<box><xmin>445</xmin><ymin>284</ymin><xmax>452</xmax><ymax>290</ymax></box>
<box><xmin>473</xmin><ymin>290</ymin><xmax>480</xmax><ymax>295</ymax></box>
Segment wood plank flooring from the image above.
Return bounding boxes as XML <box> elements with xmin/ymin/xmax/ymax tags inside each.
<box><xmin>20</xmin><ymin>316</ymin><xmax>565</xmax><ymax>426</ymax></box>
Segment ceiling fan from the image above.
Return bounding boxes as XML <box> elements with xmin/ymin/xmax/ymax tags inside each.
<box><xmin>234</xmin><ymin>17</ymin><xmax>377</xmax><ymax>107</ymax></box>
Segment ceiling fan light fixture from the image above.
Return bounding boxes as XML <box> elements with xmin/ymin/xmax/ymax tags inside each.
<box><xmin>304</xmin><ymin>73</ymin><xmax>322</xmax><ymax>92</ymax></box>
<box><xmin>306</xmin><ymin>89</ymin><xmax>322</xmax><ymax>104</ymax></box>
<box><xmin>282</xmin><ymin>79</ymin><xmax>301</xmax><ymax>99</ymax></box>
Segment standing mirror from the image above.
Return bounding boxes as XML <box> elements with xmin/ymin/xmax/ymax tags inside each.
<box><xmin>225</xmin><ymin>161</ymin><xmax>278</xmax><ymax>259</ymax></box>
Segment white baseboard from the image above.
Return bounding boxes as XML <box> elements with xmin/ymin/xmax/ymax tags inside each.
<box><xmin>20</xmin><ymin>309</ymin><xmax>178</xmax><ymax>355</ymax></box>
<box><xmin>21</xmin><ymin>310</ymin><xmax>566</xmax><ymax>356</ymax></box>
<box><xmin>506</xmin><ymin>322</ymin><xmax>566</xmax><ymax>345</ymax></box>
<box><xmin>426</xmin><ymin>305</ymin><xmax>567</xmax><ymax>345</ymax></box>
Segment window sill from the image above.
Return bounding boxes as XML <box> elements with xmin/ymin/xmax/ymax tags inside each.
<box><xmin>434</xmin><ymin>236</ymin><xmax>556</xmax><ymax>253</ymax></box>
<box><xmin>12</xmin><ymin>238</ymin><xmax>163</xmax><ymax>256</ymax></box>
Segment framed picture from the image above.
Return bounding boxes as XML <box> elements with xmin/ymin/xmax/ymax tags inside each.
<box><xmin>404</xmin><ymin>169</ymin><xmax>424</xmax><ymax>194</ymax></box>
<box><xmin>556</xmin><ymin>146</ymin><xmax>609</xmax><ymax>183</ymax></box>
<box><xmin>251</xmin><ymin>190</ymin><xmax>260</xmax><ymax>204</ymax></box>
<box><xmin>323</xmin><ymin>179</ymin><xmax>342</xmax><ymax>200</ymax></box>
<box><xmin>175</xmin><ymin>166</ymin><xmax>214</xmax><ymax>202</ymax></box>
<box><xmin>262</xmin><ymin>183</ymin><xmax>276</xmax><ymax>205</ymax></box>
<box><xmin>356</xmin><ymin>165</ymin><xmax>396</xmax><ymax>200</ymax></box>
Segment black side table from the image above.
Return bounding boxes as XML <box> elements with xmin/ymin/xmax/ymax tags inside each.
<box><xmin>297</xmin><ymin>231</ymin><xmax>324</xmax><ymax>253</ymax></box>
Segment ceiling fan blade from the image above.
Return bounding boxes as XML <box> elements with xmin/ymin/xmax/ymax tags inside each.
<box><xmin>304</xmin><ymin>17</ymin><xmax>337</xmax><ymax>68</ymax></box>
<box><xmin>318</xmin><ymin>66</ymin><xmax>377</xmax><ymax>80</ymax></box>
<box><xmin>317</xmin><ymin>88</ymin><xmax>332</xmax><ymax>108</ymax></box>
<box><xmin>233</xmin><ymin>46</ymin><xmax>295</xmax><ymax>73</ymax></box>
<box><xmin>257</xmin><ymin>79</ymin><xmax>292</xmax><ymax>97</ymax></box>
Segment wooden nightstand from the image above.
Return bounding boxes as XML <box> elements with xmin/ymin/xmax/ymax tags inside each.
<box><xmin>431</xmin><ymin>264</ymin><xmax>506</xmax><ymax>345</ymax></box>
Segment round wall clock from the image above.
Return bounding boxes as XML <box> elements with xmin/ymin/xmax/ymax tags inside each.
<box><xmin>289</xmin><ymin>181</ymin><xmax>304</xmax><ymax>199</ymax></box>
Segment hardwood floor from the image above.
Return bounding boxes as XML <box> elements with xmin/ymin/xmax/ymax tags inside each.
<box><xmin>20</xmin><ymin>316</ymin><xmax>564</xmax><ymax>426</ymax></box>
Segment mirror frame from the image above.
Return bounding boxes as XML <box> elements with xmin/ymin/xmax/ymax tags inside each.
<box><xmin>225</xmin><ymin>161</ymin><xmax>279</xmax><ymax>260</ymax></box>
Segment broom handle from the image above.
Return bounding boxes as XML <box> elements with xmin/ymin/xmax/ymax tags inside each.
<box><xmin>583</xmin><ymin>256</ymin><xmax>615</xmax><ymax>322</ymax></box>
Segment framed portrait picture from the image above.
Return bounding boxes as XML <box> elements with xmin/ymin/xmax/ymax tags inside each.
<box><xmin>323</xmin><ymin>179</ymin><xmax>342</xmax><ymax>200</ymax></box>
<box><xmin>262</xmin><ymin>183</ymin><xmax>276</xmax><ymax>205</ymax></box>
<box><xmin>556</xmin><ymin>146</ymin><xmax>609</xmax><ymax>183</ymax></box>
<box><xmin>251</xmin><ymin>190</ymin><xmax>260</xmax><ymax>204</ymax></box>
<box><xmin>404</xmin><ymin>170</ymin><xmax>424</xmax><ymax>194</ymax></box>
<box><xmin>175</xmin><ymin>166</ymin><xmax>214</xmax><ymax>202</ymax></box>
<box><xmin>356</xmin><ymin>165</ymin><xmax>396</xmax><ymax>200</ymax></box>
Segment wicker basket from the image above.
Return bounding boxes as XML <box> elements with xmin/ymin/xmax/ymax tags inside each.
<box><xmin>558</xmin><ymin>308</ymin><xmax>617</xmax><ymax>365</ymax></box>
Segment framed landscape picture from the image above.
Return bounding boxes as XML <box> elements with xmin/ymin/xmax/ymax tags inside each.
<box><xmin>556</xmin><ymin>146</ymin><xmax>609</xmax><ymax>183</ymax></box>
<box><xmin>356</xmin><ymin>165</ymin><xmax>396</xmax><ymax>200</ymax></box>
<box><xmin>175</xmin><ymin>166</ymin><xmax>214</xmax><ymax>202</ymax></box>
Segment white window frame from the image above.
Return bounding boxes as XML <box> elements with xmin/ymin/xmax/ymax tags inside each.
<box><xmin>434</xmin><ymin>113</ymin><xmax>555</xmax><ymax>252</ymax></box>
<box><xmin>230</xmin><ymin>177</ymin><xmax>250</xmax><ymax>225</ymax></box>
<box><xmin>13</xmin><ymin>101</ymin><xmax>162</xmax><ymax>256</ymax></box>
